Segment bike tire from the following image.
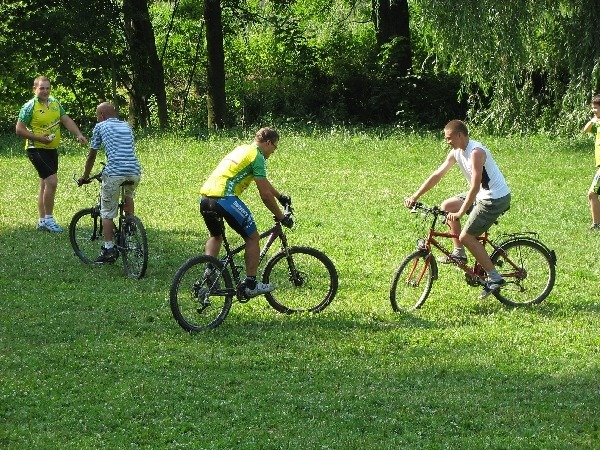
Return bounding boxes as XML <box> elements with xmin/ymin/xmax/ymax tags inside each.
<box><xmin>69</xmin><ymin>207</ymin><xmax>102</xmax><ymax>264</ymax></box>
<box><xmin>121</xmin><ymin>215</ymin><xmax>148</xmax><ymax>279</ymax></box>
<box><xmin>170</xmin><ymin>255</ymin><xmax>234</xmax><ymax>331</ymax></box>
<box><xmin>490</xmin><ymin>238</ymin><xmax>556</xmax><ymax>306</ymax></box>
<box><xmin>263</xmin><ymin>246</ymin><xmax>338</xmax><ymax>313</ymax></box>
<box><xmin>390</xmin><ymin>250</ymin><xmax>436</xmax><ymax>313</ymax></box>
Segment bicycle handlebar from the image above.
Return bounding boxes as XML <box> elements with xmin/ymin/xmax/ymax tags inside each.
<box><xmin>409</xmin><ymin>202</ymin><xmax>449</xmax><ymax>218</ymax></box>
<box><xmin>74</xmin><ymin>163</ymin><xmax>105</xmax><ymax>187</ymax></box>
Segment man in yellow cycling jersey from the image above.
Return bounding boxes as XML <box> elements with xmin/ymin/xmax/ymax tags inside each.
<box><xmin>200</xmin><ymin>127</ymin><xmax>292</xmax><ymax>298</ymax></box>
<box><xmin>16</xmin><ymin>76</ymin><xmax>88</xmax><ymax>232</ymax></box>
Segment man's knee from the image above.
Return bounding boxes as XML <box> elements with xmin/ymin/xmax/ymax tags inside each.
<box><xmin>441</xmin><ymin>197</ymin><xmax>462</xmax><ymax>212</ymax></box>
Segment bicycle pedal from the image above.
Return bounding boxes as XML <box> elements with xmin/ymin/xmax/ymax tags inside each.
<box><xmin>236</xmin><ymin>285</ymin><xmax>251</xmax><ymax>303</ymax></box>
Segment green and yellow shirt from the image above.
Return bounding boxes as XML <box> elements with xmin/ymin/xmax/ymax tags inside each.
<box><xmin>18</xmin><ymin>96</ymin><xmax>65</xmax><ymax>149</ymax></box>
<box><xmin>595</xmin><ymin>123</ymin><xmax>600</xmax><ymax>167</ymax></box>
<box><xmin>201</xmin><ymin>144</ymin><xmax>267</xmax><ymax>197</ymax></box>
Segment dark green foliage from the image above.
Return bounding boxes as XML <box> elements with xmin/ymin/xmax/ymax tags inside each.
<box><xmin>2</xmin><ymin>0</ymin><xmax>598</xmax><ymax>133</ymax></box>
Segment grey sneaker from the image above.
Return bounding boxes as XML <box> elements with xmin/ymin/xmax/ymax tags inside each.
<box><xmin>244</xmin><ymin>282</ymin><xmax>276</xmax><ymax>298</ymax></box>
<box><xmin>95</xmin><ymin>246</ymin><xmax>119</xmax><ymax>263</ymax></box>
<box><xmin>589</xmin><ymin>223</ymin><xmax>600</xmax><ymax>231</ymax></box>
<box><xmin>44</xmin><ymin>218</ymin><xmax>62</xmax><ymax>233</ymax></box>
<box><xmin>479</xmin><ymin>279</ymin><xmax>506</xmax><ymax>299</ymax></box>
<box><xmin>438</xmin><ymin>252</ymin><xmax>467</xmax><ymax>265</ymax></box>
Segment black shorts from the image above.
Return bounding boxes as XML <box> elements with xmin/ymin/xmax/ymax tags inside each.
<box><xmin>27</xmin><ymin>148</ymin><xmax>58</xmax><ymax>179</ymax></box>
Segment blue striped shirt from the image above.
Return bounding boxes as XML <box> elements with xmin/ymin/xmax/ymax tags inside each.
<box><xmin>90</xmin><ymin>118</ymin><xmax>141</xmax><ymax>177</ymax></box>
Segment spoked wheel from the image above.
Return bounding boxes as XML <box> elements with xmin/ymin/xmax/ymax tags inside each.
<box><xmin>490</xmin><ymin>239</ymin><xmax>556</xmax><ymax>306</ymax></box>
<box><xmin>390</xmin><ymin>250</ymin><xmax>436</xmax><ymax>313</ymax></box>
<box><xmin>69</xmin><ymin>207</ymin><xmax>103</xmax><ymax>264</ymax></box>
<box><xmin>263</xmin><ymin>246</ymin><xmax>338</xmax><ymax>313</ymax></box>
<box><xmin>170</xmin><ymin>255</ymin><xmax>234</xmax><ymax>331</ymax></box>
<box><xmin>120</xmin><ymin>215</ymin><xmax>148</xmax><ymax>279</ymax></box>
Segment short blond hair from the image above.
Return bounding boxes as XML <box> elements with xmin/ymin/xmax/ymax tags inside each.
<box><xmin>444</xmin><ymin>119</ymin><xmax>469</xmax><ymax>137</ymax></box>
<box><xmin>33</xmin><ymin>76</ymin><xmax>50</xmax><ymax>88</ymax></box>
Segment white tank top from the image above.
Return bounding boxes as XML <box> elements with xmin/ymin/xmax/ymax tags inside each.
<box><xmin>452</xmin><ymin>139</ymin><xmax>510</xmax><ymax>200</ymax></box>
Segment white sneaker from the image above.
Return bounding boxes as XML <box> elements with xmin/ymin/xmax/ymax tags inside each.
<box><xmin>36</xmin><ymin>221</ymin><xmax>47</xmax><ymax>231</ymax></box>
<box><xmin>244</xmin><ymin>282</ymin><xmax>275</xmax><ymax>298</ymax></box>
<box><xmin>44</xmin><ymin>218</ymin><xmax>63</xmax><ymax>233</ymax></box>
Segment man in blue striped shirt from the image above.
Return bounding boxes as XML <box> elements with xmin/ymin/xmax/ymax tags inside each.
<box><xmin>78</xmin><ymin>102</ymin><xmax>142</xmax><ymax>263</ymax></box>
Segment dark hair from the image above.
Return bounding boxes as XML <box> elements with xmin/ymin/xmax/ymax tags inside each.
<box><xmin>255</xmin><ymin>127</ymin><xmax>279</xmax><ymax>143</ymax></box>
<box><xmin>444</xmin><ymin>119</ymin><xmax>469</xmax><ymax>136</ymax></box>
<box><xmin>592</xmin><ymin>95</ymin><xmax>600</xmax><ymax>106</ymax></box>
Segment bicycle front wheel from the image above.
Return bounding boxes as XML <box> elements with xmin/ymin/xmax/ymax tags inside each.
<box><xmin>69</xmin><ymin>208</ymin><xmax>102</xmax><ymax>264</ymax></box>
<box><xmin>121</xmin><ymin>215</ymin><xmax>148</xmax><ymax>279</ymax></box>
<box><xmin>170</xmin><ymin>255</ymin><xmax>234</xmax><ymax>331</ymax></box>
<box><xmin>490</xmin><ymin>238</ymin><xmax>556</xmax><ymax>306</ymax></box>
<box><xmin>390</xmin><ymin>250</ymin><xmax>436</xmax><ymax>313</ymax></box>
<box><xmin>263</xmin><ymin>246</ymin><xmax>338</xmax><ymax>313</ymax></box>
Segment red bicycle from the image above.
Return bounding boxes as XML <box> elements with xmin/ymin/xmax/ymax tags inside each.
<box><xmin>390</xmin><ymin>202</ymin><xmax>556</xmax><ymax>312</ymax></box>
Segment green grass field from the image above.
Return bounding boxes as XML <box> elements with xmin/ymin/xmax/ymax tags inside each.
<box><xmin>1</xmin><ymin>129</ymin><xmax>598</xmax><ymax>449</ymax></box>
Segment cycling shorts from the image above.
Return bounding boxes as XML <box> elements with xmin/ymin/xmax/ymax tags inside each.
<box><xmin>455</xmin><ymin>192</ymin><xmax>511</xmax><ymax>236</ymax></box>
<box><xmin>200</xmin><ymin>196</ymin><xmax>257</xmax><ymax>238</ymax></box>
<box><xmin>27</xmin><ymin>148</ymin><xmax>58</xmax><ymax>179</ymax></box>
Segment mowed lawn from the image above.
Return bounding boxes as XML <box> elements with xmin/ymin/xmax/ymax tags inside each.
<box><xmin>0</xmin><ymin>129</ymin><xmax>598</xmax><ymax>449</ymax></box>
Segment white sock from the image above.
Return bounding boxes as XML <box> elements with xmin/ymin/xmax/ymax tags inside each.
<box><xmin>104</xmin><ymin>241</ymin><xmax>114</xmax><ymax>249</ymax></box>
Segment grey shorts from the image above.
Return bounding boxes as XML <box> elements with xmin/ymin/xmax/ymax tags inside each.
<box><xmin>589</xmin><ymin>168</ymin><xmax>600</xmax><ymax>195</ymax></box>
<box><xmin>456</xmin><ymin>192</ymin><xmax>511</xmax><ymax>236</ymax></box>
<box><xmin>100</xmin><ymin>174</ymin><xmax>140</xmax><ymax>219</ymax></box>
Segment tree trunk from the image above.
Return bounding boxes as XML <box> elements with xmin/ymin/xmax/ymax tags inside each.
<box><xmin>204</xmin><ymin>0</ymin><xmax>227</xmax><ymax>129</ymax></box>
<box><xmin>122</xmin><ymin>0</ymin><xmax>169</xmax><ymax>128</ymax></box>
<box><xmin>372</xmin><ymin>0</ymin><xmax>412</xmax><ymax>76</ymax></box>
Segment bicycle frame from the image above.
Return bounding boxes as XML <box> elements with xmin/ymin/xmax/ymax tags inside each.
<box><xmin>205</xmin><ymin>203</ymin><xmax>293</xmax><ymax>300</ymax></box>
<box><xmin>220</xmin><ymin>220</ymin><xmax>288</xmax><ymax>286</ymax></box>
<box><xmin>75</xmin><ymin>173</ymin><xmax>127</xmax><ymax>244</ymax></box>
<box><xmin>414</xmin><ymin>204</ymin><xmax>524</xmax><ymax>286</ymax></box>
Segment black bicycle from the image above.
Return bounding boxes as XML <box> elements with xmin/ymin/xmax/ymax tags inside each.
<box><xmin>170</xmin><ymin>198</ymin><xmax>338</xmax><ymax>331</ymax></box>
<box><xmin>69</xmin><ymin>165</ymin><xmax>148</xmax><ymax>279</ymax></box>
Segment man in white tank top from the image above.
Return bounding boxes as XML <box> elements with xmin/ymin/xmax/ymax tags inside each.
<box><xmin>405</xmin><ymin>120</ymin><xmax>511</xmax><ymax>299</ymax></box>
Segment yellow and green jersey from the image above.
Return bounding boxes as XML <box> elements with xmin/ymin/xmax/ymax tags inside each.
<box><xmin>200</xmin><ymin>144</ymin><xmax>267</xmax><ymax>197</ymax></box>
<box><xmin>18</xmin><ymin>96</ymin><xmax>65</xmax><ymax>149</ymax></box>
<box><xmin>595</xmin><ymin>124</ymin><xmax>600</xmax><ymax>167</ymax></box>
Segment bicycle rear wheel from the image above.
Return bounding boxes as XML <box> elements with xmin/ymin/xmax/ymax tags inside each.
<box><xmin>170</xmin><ymin>255</ymin><xmax>234</xmax><ymax>331</ymax></box>
<box><xmin>69</xmin><ymin>207</ymin><xmax>102</xmax><ymax>264</ymax></box>
<box><xmin>121</xmin><ymin>215</ymin><xmax>148</xmax><ymax>279</ymax></box>
<box><xmin>490</xmin><ymin>238</ymin><xmax>556</xmax><ymax>306</ymax></box>
<box><xmin>390</xmin><ymin>250</ymin><xmax>436</xmax><ymax>313</ymax></box>
<box><xmin>263</xmin><ymin>246</ymin><xmax>338</xmax><ymax>313</ymax></box>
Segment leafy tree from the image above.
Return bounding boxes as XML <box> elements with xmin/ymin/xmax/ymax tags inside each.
<box><xmin>204</xmin><ymin>0</ymin><xmax>227</xmax><ymax>128</ymax></box>
<box><xmin>372</xmin><ymin>0</ymin><xmax>411</xmax><ymax>76</ymax></box>
<box><xmin>0</xmin><ymin>0</ymin><xmax>126</xmax><ymax>129</ymax></box>
<box><xmin>122</xmin><ymin>0</ymin><xmax>169</xmax><ymax>128</ymax></box>
<box><xmin>410</xmin><ymin>0</ymin><xmax>600</xmax><ymax>134</ymax></box>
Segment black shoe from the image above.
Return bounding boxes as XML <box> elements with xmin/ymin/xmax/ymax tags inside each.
<box><xmin>95</xmin><ymin>246</ymin><xmax>119</xmax><ymax>263</ymax></box>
